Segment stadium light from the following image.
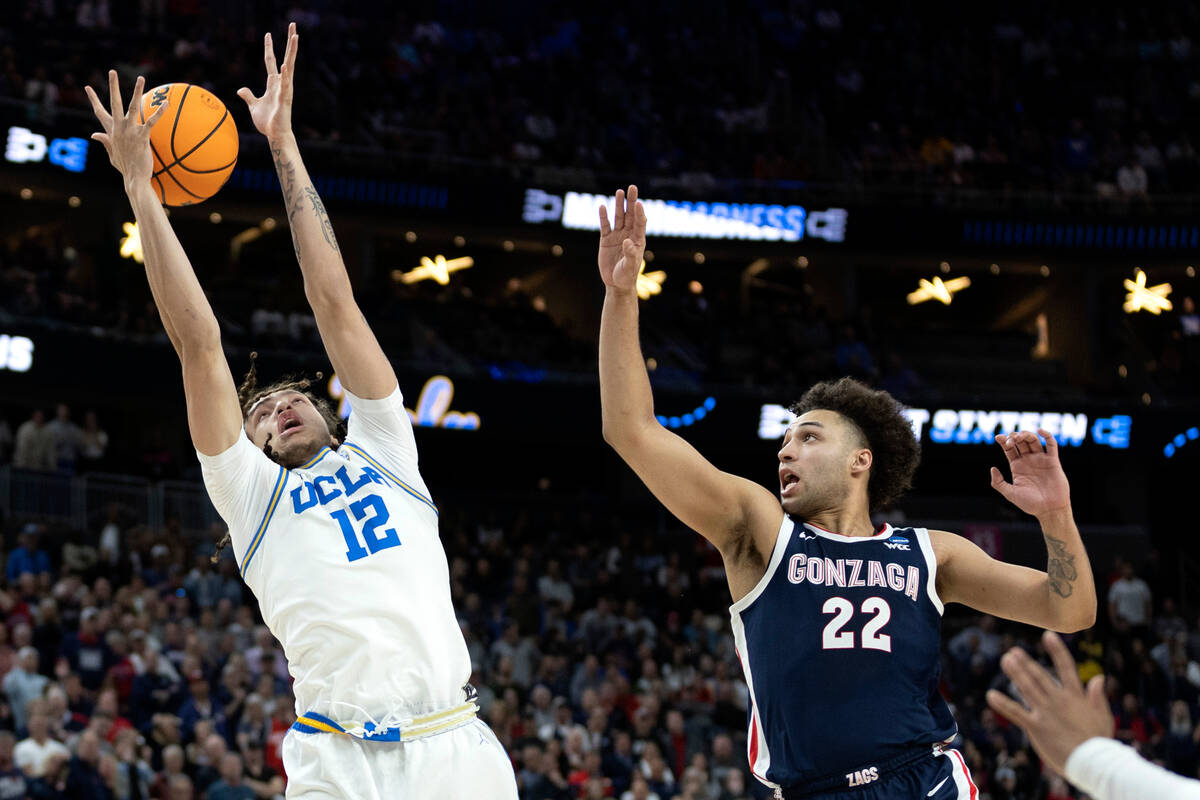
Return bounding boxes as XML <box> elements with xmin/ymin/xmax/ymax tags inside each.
<box><xmin>636</xmin><ymin>260</ymin><xmax>666</xmax><ymax>300</ymax></box>
<box><xmin>1123</xmin><ymin>269</ymin><xmax>1172</xmax><ymax>315</ymax></box>
<box><xmin>906</xmin><ymin>275</ymin><xmax>970</xmax><ymax>305</ymax></box>
<box><xmin>394</xmin><ymin>255</ymin><xmax>475</xmax><ymax>285</ymax></box>
<box><xmin>120</xmin><ymin>222</ymin><xmax>144</xmax><ymax>263</ymax></box>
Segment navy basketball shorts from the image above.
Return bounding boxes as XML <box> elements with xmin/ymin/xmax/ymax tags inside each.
<box><xmin>780</xmin><ymin>748</ymin><xmax>977</xmax><ymax>800</ymax></box>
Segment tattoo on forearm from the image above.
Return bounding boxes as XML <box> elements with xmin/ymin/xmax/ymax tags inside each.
<box><xmin>302</xmin><ymin>186</ymin><xmax>340</xmax><ymax>254</ymax></box>
<box><xmin>1046</xmin><ymin>535</ymin><xmax>1078</xmax><ymax>598</ymax></box>
<box><xmin>268</xmin><ymin>146</ymin><xmax>341</xmax><ymax>261</ymax></box>
<box><xmin>270</xmin><ymin>146</ymin><xmax>303</xmax><ymax>264</ymax></box>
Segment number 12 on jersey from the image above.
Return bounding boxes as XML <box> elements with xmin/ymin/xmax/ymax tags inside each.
<box><xmin>329</xmin><ymin>494</ymin><xmax>402</xmax><ymax>562</ymax></box>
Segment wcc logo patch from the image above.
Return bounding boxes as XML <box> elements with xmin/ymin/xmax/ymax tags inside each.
<box><xmin>883</xmin><ymin>536</ymin><xmax>910</xmax><ymax>551</ymax></box>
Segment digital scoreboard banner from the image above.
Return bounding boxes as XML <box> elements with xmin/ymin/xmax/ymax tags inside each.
<box><xmin>758</xmin><ymin>404</ymin><xmax>1133</xmax><ymax>450</ymax></box>
<box><xmin>522</xmin><ymin>188</ymin><xmax>849</xmax><ymax>243</ymax></box>
<box><xmin>4</xmin><ymin>125</ymin><xmax>89</xmax><ymax>173</ymax></box>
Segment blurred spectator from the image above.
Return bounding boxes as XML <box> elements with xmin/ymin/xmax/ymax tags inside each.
<box><xmin>178</xmin><ymin>672</ymin><xmax>225</xmax><ymax>744</ymax></box>
<box><xmin>0</xmin><ymin>418</ymin><xmax>11</xmax><ymax>464</ymax></box>
<box><xmin>205</xmin><ymin>752</ymin><xmax>254</xmax><ymax>800</ymax></box>
<box><xmin>12</xmin><ymin>410</ymin><xmax>54</xmax><ymax>471</ymax></box>
<box><xmin>189</xmin><ymin>733</ymin><xmax>226</xmax><ymax>795</ymax></box>
<box><xmin>130</xmin><ymin>645</ymin><xmax>182</xmax><ymax>729</ymax></box>
<box><xmin>1057</xmin><ymin>119</ymin><xmax>1094</xmax><ymax>191</ymax></box>
<box><xmin>239</xmin><ymin>739</ymin><xmax>282</xmax><ymax>798</ymax></box>
<box><xmin>1116</xmin><ymin>156</ymin><xmax>1149</xmax><ymax>202</ymax></box>
<box><xmin>833</xmin><ymin>326</ymin><xmax>876</xmax><ymax>382</ymax></box>
<box><xmin>113</xmin><ymin>725</ymin><xmax>155</xmax><ymax>799</ymax></box>
<box><xmin>0</xmin><ymin>731</ymin><xmax>26</xmax><ymax>800</ymax></box>
<box><xmin>153</xmin><ymin>744</ymin><xmax>188</xmax><ymax>798</ymax></box>
<box><xmin>1109</xmin><ymin>562</ymin><xmax>1153</xmax><ymax>634</ymax></box>
<box><xmin>2</xmin><ymin>647</ymin><xmax>46</xmax><ymax>733</ymax></box>
<box><xmin>878</xmin><ymin>354</ymin><xmax>924</xmax><ymax>403</ymax></box>
<box><xmin>184</xmin><ymin>557</ymin><xmax>223</xmax><ymax>612</ymax></box>
<box><xmin>167</xmin><ymin>772</ymin><xmax>196</xmax><ymax>800</ymax></box>
<box><xmin>45</xmin><ymin>403</ymin><xmax>82</xmax><ymax>474</ymax></box>
<box><xmin>75</xmin><ymin>0</ymin><xmax>112</xmax><ymax>30</ymax></box>
<box><xmin>1114</xmin><ymin>693</ymin><xmax>1163</xmax><ymax>748</ymax></box>
<box><xmin>59</xmin><ymin>606</ymin><xmax>112</xmax><ymax>691</ymax></box>
<box><xmin>79</xmin><ymin>410</ymin><xmax>110</xmax><ymax>470</ymax></box>
<box><xmin>23</xmin><ymin>66</ymin><xmax>58</xmax><ymax>122</ymax></box>
<box><xmin>13</xmin><ymin>711</ymin><xmax>68</xmax><ymax>778</ymax></box>
<box><xmin>1164</xmin><ymin>700</ymin><xmax>1198</xmax><ymax>776</ymax></box>
<box><xmin>6</xmin><ymin>524</ymin><xmax>50</xmax><ymax>583</ymax></box>
<box><xmin>537</xmin><ymin>560</ymin><xmax>574</xmax><ymax>613</ymax></box>
<box><xmin>97</xmin><ymin>505</ymin><xmax>124</xmax><ymax>571</ymax></box>
<box><xmin>1179</xmin><ymin>297</ymin><xmax>1200</xmax><ymax>339</ymax></box>
<box><xmin>64</xmin><ymin>728</ymin><xmax>109</xmax><ymax>799</ymax></box>
<box><xmin>620</xmin><ymin>773</ymin><xmax>661</xmax><ymax>800</ymax></box>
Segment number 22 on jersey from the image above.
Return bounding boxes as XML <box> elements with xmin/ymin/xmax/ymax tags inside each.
<box><xmin>329</xmin><ymin>494</ymin><xmax>402</xmax><ymax>562</ymax></box>
<box><xmin>821</xmin><ymin>596</ymin><xmax>893</xmax><ymax>652</ymax></box>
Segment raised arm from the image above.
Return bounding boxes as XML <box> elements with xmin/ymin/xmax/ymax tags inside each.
<box><xmin>86</xmin><ymin>72</ymin><xmax>242</xmax><ymax>457</ymax></box>
<box><xmin>598</xmin><ymin>187</ymin><xmax>782</xmax><ymax>576</ymax></box>
<box><xmin>238</xmin><ymin>24</ymin><xmax>395</xmax><ymax>400</ymax></box>
<box><xmin>933</xmin><ymin>430</ymin><xmax>1096</xmax><ymax>632</ymax></box>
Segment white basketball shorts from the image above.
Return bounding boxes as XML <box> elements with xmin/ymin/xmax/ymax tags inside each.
<box><xmin>282</xmin><ymin>717</ymin><xmax>518</xmax><ymax>799</ymax></box>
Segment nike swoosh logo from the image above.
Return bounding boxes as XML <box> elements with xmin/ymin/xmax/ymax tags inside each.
<box><xmin>927</xmin><ymin>777</ymin><xmax>949</xmax><ymax>796</ymax></box>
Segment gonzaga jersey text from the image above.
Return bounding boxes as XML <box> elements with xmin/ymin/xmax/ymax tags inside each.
<box><xmin>198</xmin><ymin>388</ymin><xmax>470</xmax><ymax>721</ymax></box>
<box><xmin>730</xmin><ymin>518</ymin><xmax>956</xmax><ymax>790</ymax></box>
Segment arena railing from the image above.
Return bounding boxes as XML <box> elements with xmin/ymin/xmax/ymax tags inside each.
<box><xmin>0</xmin><ymin>466</ymin><xmax>219</xmax><ymax>538</ymax></box>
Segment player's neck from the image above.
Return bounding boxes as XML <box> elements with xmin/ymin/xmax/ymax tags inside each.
<box><xmin>805</xmin><ymin>507</ymin><xmax>876</xmax><ymax>538</ymax></box>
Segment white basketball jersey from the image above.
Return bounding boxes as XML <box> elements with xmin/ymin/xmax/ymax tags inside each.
<box><xmin>198</xmin><ymin>386</ymin><xmax>469</xmax><ymax>720</ymax></box>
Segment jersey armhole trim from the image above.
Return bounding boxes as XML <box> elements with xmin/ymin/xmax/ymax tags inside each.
<box><xmin>240</xmin><ymin>465</ymin><xmax>288</xmax><ymax>578</ymax></box>
<box><xmin>729</xmin><ymin>516</ymin><xmax>793</xmax><ymax>614</ymax></box>
<box><xmin>340</xmin><ymin>441</ymin><xmax>438</xmax><ymax>515</ymax></box>
<box><xmin>915</xmin><ymin>528</ymin><xmax>944</xmax><ymax>615</ymax></box>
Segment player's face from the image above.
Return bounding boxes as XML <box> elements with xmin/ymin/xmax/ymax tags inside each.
<box><xmin>245</xmin><ymin>390</ymin><xmax>333</xmax><ymax>467</ymax></box>
<box><xmin>777</xmin><ymin>410</ymin><xmax>862</xmax><ymax>517</ymax></box>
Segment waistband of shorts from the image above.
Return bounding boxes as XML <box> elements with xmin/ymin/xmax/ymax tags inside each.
<box><xmin>777</xmin><ymin>743</ymin><xmax>942</xmax><ymax>798</ymax></box>
<box><xmin>291</xmin><ymin>685</ymin><xmax>479</xmax><ymax>743</ymax></box>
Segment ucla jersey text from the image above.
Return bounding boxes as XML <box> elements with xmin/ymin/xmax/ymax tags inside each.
<box><xmin>290</xmin><ymin>462</ymin><xmax>395</xmax><ymax>513</ymax></box>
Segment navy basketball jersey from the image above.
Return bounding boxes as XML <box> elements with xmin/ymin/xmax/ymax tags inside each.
<box><xmin>729</xmin><ymin>517</ymin><xmax>957</xmax><ymax>790</ymax></box>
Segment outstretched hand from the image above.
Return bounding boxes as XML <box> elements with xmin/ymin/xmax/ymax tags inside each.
<box><xmin>84</xmin><ymin>71</ymin><xmax>169</xmax><ymax>190</ymax></box>
<box><xmin>986</xmin><ymin>631</ymin><xmax>1113</xmax><ymax>775</ymax></box>
<box><xmin>238</xmin><ymin>22</ymin><xmax>298</xmax><ymax>144</ymax></box>
<box><xmin>597</xmin><ymin>185</ymin><xmax>647</xmax><ymax>294</ymax></box>
<box><xmin>990</xmin><ymin>429</ymin><xmax>1072</xmax><ymax>519</ymax></box>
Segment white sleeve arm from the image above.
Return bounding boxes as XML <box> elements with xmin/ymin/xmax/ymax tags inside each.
<box><xmin>340</xmin><ymin>385</ymin><xmax>430</xmax><ymax>502</ymax></box>
<box><xmin>1065</xmin><ymin>738</ymin><xmax>1200</xmax><ymax>800</ymax></box>
<box><xmin>196</xmin><ymin>431</ymin><xmax>289</xmax><ymax>569</ymax></box>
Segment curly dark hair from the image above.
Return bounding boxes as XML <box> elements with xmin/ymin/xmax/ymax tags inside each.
<box><xmin>236</xmin><ymin>352</ymin><xmax>342</xmax><ymax>444</ymax></box>
<box><xmin>789</xmin><ymin>378</ymin><xmax>920</xmax><ymax>512</ymax></box>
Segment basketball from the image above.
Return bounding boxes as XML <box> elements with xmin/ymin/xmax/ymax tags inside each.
<box><xmin>139</xmin><ymin>83</ymin><xmax>238</xmax><ymax>207</ymax></box>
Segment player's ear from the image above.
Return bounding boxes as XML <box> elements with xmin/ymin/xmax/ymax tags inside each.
<box><xmin>850</xmin><ymin>448</ymin><xmax>873</xmax><ymax>475</ymax></box>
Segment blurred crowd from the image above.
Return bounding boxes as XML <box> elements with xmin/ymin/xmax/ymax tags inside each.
<box><xmin>4</xmin><ymin>1</ymin><xmax>1200</xmax><ymax>414</ymax></box>
<box><xmin>0</xmin><ymin>404</ymin><xmax>108</xmax><ymax>476</ymax></box>
<box><xmin>6</xmin><ymin>1</ymin><xmax>1200</xmax><ymax>201</ymax></box>
<box><xmin>0</xmin><ymin>494</ymin><xmax>1190</xmax><ymax>799</ymax></box>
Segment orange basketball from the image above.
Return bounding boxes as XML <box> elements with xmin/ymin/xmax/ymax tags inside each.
<box><xmin>139</xmin><ymin>83</ymin><xmax>238</xmax><ymax>206</ymax></box>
